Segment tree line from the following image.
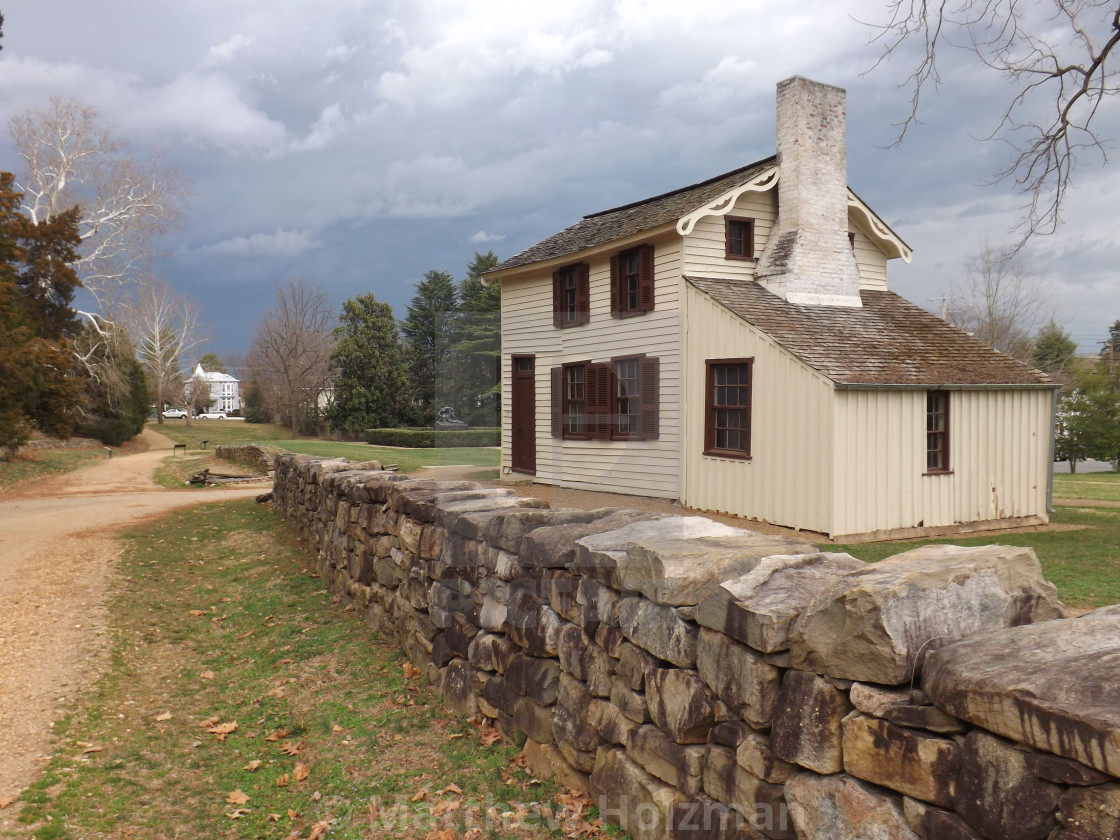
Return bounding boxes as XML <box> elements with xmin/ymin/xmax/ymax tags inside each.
<box><xmin>241</xmin><ymin>251</ymin><xmax>501</xmax><ymax>438</ymax></box>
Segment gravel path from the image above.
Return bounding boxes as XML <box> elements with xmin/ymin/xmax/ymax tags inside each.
<box><xmin>0</xmin><ymin>430</ymin><xmax>263</xmax><ymax>820</ymax></box>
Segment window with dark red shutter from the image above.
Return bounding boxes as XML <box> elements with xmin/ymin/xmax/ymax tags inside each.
<box><xmin>608</xmin><ymin>354</ymin><xmax>659</xmax><ymax>441</ymax></box>
<box><xmin>551</xmin><ymin>367</ymin><xmax>563</xmax><ymax>438</ymax></box>
<box><xmin>610</xmin><ymin>244</ymin><xmax>654</xmax><ymax>318</ymax></box>
<box><xmin>552</xmin><ymin>262</ymin><xmax>590</xmax><ymax>328</ymax></box>
<box><xmin>638</xmin><ymin>355</ymin><xmax>659</xmax><ymax>439</ymax></box>
<box><xmin>586</xmin><ymin>363</ymin><xmax>612</xmax><ymax>439</ymax></box>
<box><xmin>704</xmin><ymin>359</ymin><xmax>752</xmax><ymax>459</ymax></box>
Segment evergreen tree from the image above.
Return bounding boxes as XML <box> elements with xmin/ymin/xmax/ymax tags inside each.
<box><xmin>1031</xmin><ymin>321</ymin><xmax>1079</xmax><ymax>384</ymax></box>
<box><xmin>0</xmin><ymin>172</ymin><xmax>84</xmax><ymax>453</ymax></box>
<box><xmin>197</xmin><ymin>352</ymin><xmax>227</xmax><ymax>373</ymax></box>
<box><xmin>400</xmin><ymin>270</ymin><xmax>458</xmax><ymax>425</ymax></box>
<box><xmin>328</xmin><ymin>293</ymin><xmax>410</xmax><ymax>436</ymax></box>
<box><xmin>445</xmin><ymin>251</ymin><xmax>501</xmax><ymax>426</ymax></box>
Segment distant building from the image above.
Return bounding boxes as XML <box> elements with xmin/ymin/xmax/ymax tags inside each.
<box><xmin>191</xmin><ymin>363</ymin><xmax>241</xmax><ymax>414</ymax></box>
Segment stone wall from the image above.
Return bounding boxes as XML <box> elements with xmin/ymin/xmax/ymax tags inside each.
<box><xmin>213</xmin><ymin>443</ymin><xmax>281</xmax><ymax>474</ymax></box>
<box><xmin>270</xmin><ymin>450</ymin><xmax>1120</xmax><ymax>840</ymax></box>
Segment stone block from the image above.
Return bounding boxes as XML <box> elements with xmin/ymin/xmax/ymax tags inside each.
<box><xmin>575</xmin><ymin>516</ymin><xmax>731</xmax><ymax>588</ymax></box>
<box><xmin>591</xmin><ymin>697</ymin><xmax>639</xmax><ymax>746</ymax></box>
<box><xmin>620</xmin><ymin>596</ymin><xmax>699</xmax><ymax>668</ymax></box>
<box><xmin>543</xmin><ymin>568</ymin><xmax>580</xmax><ymax>620</ymax></box>
<box><xmin>467</xmin><ymin>631</ymin><xmax>516</xmax><ymax>674</ymax></box>
<box><xmin>785</xmin><ymin>773</ymin><xmax>918</xmax><ymax>840</ymax></box>
<box><xmin>881</xmin><ymin>704</ymin><xmax>965</xmax><ymax>734</ymax></box>
<box><xmin>670</xmin><ymin>795</ymin><xmax>764</xmax><ymax>839</ymax></box>
<box><xmin>1025</xmin><ymin>752</ymin><xmax>1111</xmax><ymax>786</ymax></box>
<box><xmin>954</xmin><ymin>730</ymin><xmax>1062</xmax><ymax>840</ymax></box>
<box><xmin>611</xmin><ymin>679</ymin><xmax>651</xmax><ymax>724</ymax></box>
<box><xmin>590</xmin><ymin>747</ymin><xmax>687</xmax><ymax>840</ymax></box>
<box><xmin>434</xmin><ymin>658</ymin><xmax>477</xmax><ymax>716</ymax></box>
<box><xmin>506</xmin><ymin>591</ymin><xmax>563</xmax><ymax>657</ymax></box>
<box><xmin>557</xmin><ymin>738</ymin><xmax>598</xmax><ymax>776</ymax></box>
<box><xmin>696</xmin><ymin>552</ymin><xmax>863</xmax><ymax>653</ymax></box>
<box><xmin>520</xmin><ymin>509</ymin><xmax>654</xmax><ymax>568</ymax></box>
<box><xmin>512</xmin><ymin>696</ymin><xmax>555</xmax><ymax>745</ymax></box>
<box><xmin>709</xmin><ymin>721</ymin><xmax>752</xmax><ymax>749</ymax></box>
<box><xmin>553</xmin><ymin>702</ymin><xmax>602</xmax><ymax>753</ymax></box>
<box><xmin>618</xmin><ymin>641</ymin><xmax>662</xmax><ymax>691</ymax></box>
<box><xmin>578</xmin><ymin>576</ymin><xmax>621</xmax><ymax>634</ymax></box>
<box><xmin>735</xmin><ymin>730</ymin><xmax>796</xmax><ymax>784</ymax></box>
<box><xmin>842</xmin><ymin>714</ymin><xmax>960</xmax><ymax>808</ymax></box>
<box><xmin>438</xmin><ymin>495</ymin><xmax>551</xmax><ymax>539</ymax></box>
<box><xmin>923</xmin><ymin>615</ymin><xmax>1120</xmax><ymax>776</ymax></box>
<box><xmin>630</xmin><ymin>724</ymin><xmax>707</xmax><ymax>795</ymax></box>
<box><xmin>696</xmin><ymin>628</ymin><xmax>780</xmax><ymax>730</ymax></box>
<box><xmin>770</xmin><ymin>670</ymin><xmax>851</xmax><ymax>774</ymax></box>
<box><xmin>918</xmin><ymin>809</ymin><xmax>985</xmax><ymax>840</ymax></box>
<box><xmin>480</xmin><ymin>674</ymin><xmax>516</xmax><ymax>716</ymax></box>
<box><xmin>621</xmin><ymin>529</ymin><xmax>818</xmax><ymax>607</ymax></box>
<box><xmin>1052</xmin><ymin>783</ymin><xmax>1120</xmax><ymax>839</ymax></box>
<box><xmin>849</xmin><ymin>682</ymin><xmax>911</xmax><ymax>717</ymax></box>
<box><xmin>523</xmin><ymin>738</ymin><xmax>590</xmax><ymax>795</ymax></box>
<box><xmin>791</xmin><ymin>544</ymin><xmax>1066</xmax><ymax>685</ymax></box>
<box><xmin>504</xmin><ymin>652</ymin><xmax>561</xmax><ymax>706</ymax></box>
<box><xmin>647</xmin><ymin>667</ymin><xmax>717</xmax><ymax>744</ymax></box>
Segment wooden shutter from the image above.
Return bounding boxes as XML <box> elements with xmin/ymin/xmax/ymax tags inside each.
<box><xmin>552</xmin><ymin>270</ymin><xmax>562</xmax><ymax>328</ymax></box>
<box><xmin>639</xmin><ymin>356</ymin><xmax>660</xmax><ymax>440</ymax></box>
<box><xmin>551</xmin><ymin>367</ymin><xmax>563</xmax><ymax>438</ymax></box>
<box><xmin>609</xmin><ymin>254</ymin><xmax>621</xmax><ymax>318</ymax></box>
<box><xmin>638</xmin><ymin>244</ymin><xmax>655</xmax><ymax>312</ymax></box>
<box><xmin>576</xmin><ymin>263</ymin><xmax>590</xmax><ymax>325</ymax></box>
<box><xmin>587</xmin><ymin>363</ymin><xmax>612</xmax><ymax>439</ymax></box>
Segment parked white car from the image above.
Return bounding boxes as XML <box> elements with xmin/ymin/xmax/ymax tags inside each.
<box><xmin>197</xmin><ymin>411</ymin><xmax>228</xmax><ymax>419</ymax></box>
<box><xmin>163</xmin><ymin>408</ymin><xmax>189</xmax><ymax>419</ymax></box>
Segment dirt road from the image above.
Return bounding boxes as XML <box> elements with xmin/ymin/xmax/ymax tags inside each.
<box><xmin>0</xmin><ymin>430</ymin><xmax>265</xmax><ymax>816</ymax></box>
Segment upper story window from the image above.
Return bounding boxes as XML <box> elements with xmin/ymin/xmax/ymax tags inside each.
<box><xmin>926</xmin><ymin>391</ymin><xmax>950</xmax><ymax>473</ymax></box>
<box><xmin>610</xmin><ymin>244</ymin><xmax>654</xmax><ymax>317</ymax></box>
<box><xmin>704</xmin><ymin>358</ymin><xmax>753</xmax><ymax>460</ymax></box>
<box><xmin>725</xmin><ymin>217</ymin><xmax>755</xmax><ymax>261</ymax></box>
<box><xmin>552</xmin><ymin>262</ymin><xmax>589</xmax><ymax>328</ymax></box>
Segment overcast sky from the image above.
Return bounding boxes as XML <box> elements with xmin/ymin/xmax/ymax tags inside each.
<box><xmin>1</xmin><ymin>0</ymin><xmax>1117</xmax><ymax>360</ymax></box>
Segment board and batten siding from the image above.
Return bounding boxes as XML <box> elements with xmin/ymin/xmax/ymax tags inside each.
<box><xmin>680</xmin><ymin>190</ymin><xmax>891</xmax><ymax>291</ymax></box>
<box><xmin>831</xmin><ymin>388</ymin><xmax>1052</xmax><ymax>539</ymax></box>
<box><xmin>681</xmin><ymin>283</ymin><xmax>834</xmax><ymax>534</ymax></box>
<box><xmin>500</xmin><ymin>235</ymin><xmax>684</xmax><ymax>499</ymax></box>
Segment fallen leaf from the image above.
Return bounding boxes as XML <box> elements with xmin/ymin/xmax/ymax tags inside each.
<box><xmin>198</xmin><ymin>716</ymin><xmax>221</xmax><ymax>728</ymax></box>
<box><xmin>236</xmin><ymin>630</ymin><xmax>255</xmax><ymax>640</ymax></box>
<box><xmin>243</xmin><ymin>759</ymin><xmax>262</xmax><ymax>772</ymax></box>
<box><xmin>331</xmin><ymin>723</ymin><xmax>342</xmax><ymax>733</ymax></box>
<box><xmin>275</xmin><ymin>658</ymin><xmax>294</xmax><ymax>666</ymax></box>
<box><xmin>225</xmin><ymin>808</ymin><xmax>251</xmax><ymax>819</ymax></box>
<box><xmin>410</xmin><ymin>789</ymin><xmax>429</xmax><ymax>803</ymax></box>
<box><xmin>431</xmin><ymin>798</ymin><xmax>460</xmax><ymax>816</ymax></box>
<box><xmin>287</xmin><ymin>808</ymin><xmax>299</xmax><ymax>820</ymax></box>
<box><xmin>276</xmin><ymin>774</ymin><xmax>289</xmax><ymax>787</ymax></box>
<box><xmin>189</xmin><ymin>610</ymin><xmax>207</xmax><ymax>616</ymax></box>
<box><xmin>263</xmin><ymin>687</ymin><xmax>284</xmax><ymax>700</ymax></box>
<box><xmin>199</xmin><ymin>670</ymin><xmax>215</xmax><ymax>680</ymax></box>
<box><xmin>154</xmin><ymin>711</ymin><xmax>173</xmax><ymax>722</ymax></box>
<box><xmin>279</xmin><ymin>741</ymin><xmax>301</xmax><ymax>756</ymax></box>
<box><xmin>264</xmin><ymin>728</ymin><xmax>290</xmax><ymax>741</ymax></box>
<box><xmin>309</xmin><ymin>821</ymin><xmax>330</xmax><ymax>840</ymax></box>
<box><xmin>268</xmin><ymin>813</ymin><xmax>281</xmax><ymax>822</ymax></box>
<box><xmin>0</xmin><ymin>796</ymin><xmax>13</xmax><ymax>809</ymax></box>
<box><xmin>81</xmin><ymin>745</ymin><xmax>104</xmax><ymax>754</ymax></box>
<box><xmin>437</xmin><ymin>783</ymin><xmax>463</xmax><ymax>796</ymax></box>
<box><xmin>479</xmin><ymin>722</ymin><xmax>501</xmax><ymax>747</ymax></box>
<box><xmin>226</xmin><ymin>790</ymin><xmax>250</xmax><ymax>805</ymax></box>
<box><xmin>293</xmin><ymin>762</ymin><xmax>310</xmax><ymax>782</ymax></box>
<box><xmin>206</xmin><ymin>721</ymin><xmax>238</xmax><ymax>740</ymax></box>
<box><xmin>425</xmin><ymin>830</ymin><xmax>456</xmax><ymax>840</ymax></box>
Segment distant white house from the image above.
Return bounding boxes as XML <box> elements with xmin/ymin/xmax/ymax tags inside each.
<box><xmin>191</xmin><ymin>363</ymin><xmax>241</xmax><ymax>414</ymax></box>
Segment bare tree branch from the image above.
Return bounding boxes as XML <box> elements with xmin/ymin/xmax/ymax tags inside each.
<box><xmin>864</xmin><ymin>0</ymin><xmax>1119</xmax><ymax>250</ymax></box>
<box><xmin>124</xmin><ymin>278</ymin><xmax>203</xmax><ymax>421</ymax></box>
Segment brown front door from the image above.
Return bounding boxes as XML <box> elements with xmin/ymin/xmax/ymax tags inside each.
<box><xmin>511</xmin><ymin>355</ymin><xmax>536</xmax><ymax>474</ymax></box>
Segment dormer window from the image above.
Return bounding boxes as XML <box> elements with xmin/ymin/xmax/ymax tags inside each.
<box><xmin>552</xmin><ymin>262</ymin><xmax>590</xmax><ymax>328</ymax></box>
<box><xmin>610</xmin><ymin>244</ymin><xmax>655</xmax><ymax>317</ymax></box>
<box><xmin>725</xmin><ymin>217</ymin><xmax>755</xmax><ymax>261</ymax></box>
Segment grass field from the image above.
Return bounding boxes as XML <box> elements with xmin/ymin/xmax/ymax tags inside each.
<box><xmin>1053</xmin><ymin>470</ymin><xmax>1120</xmax><ymax>502</ymax></box>
<box><xmin>0</xmin><ymin>447</ymin><xmax>106</xmax><ymax>494</ymax></box>
<box><xmin>6</xmin><ymin>500</ymin><xmax>599</xmax><ymax>840</ymax></box>
<box><xmin>148</xmin><ymin>421</ymin><xmax>500</xmax><ymax>474</ymax></box>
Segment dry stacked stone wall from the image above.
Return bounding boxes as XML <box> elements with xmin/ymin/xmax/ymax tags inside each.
<box><xmin>268</xmin><ymin>451</ymin><xmax>1120</xmax><ymax>840</ymax></box>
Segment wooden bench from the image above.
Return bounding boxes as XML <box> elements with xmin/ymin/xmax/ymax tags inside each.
<box><xmin>173</xmin><ymin>443</ymin><xmax>186</xmax><ymax>455</ymax></box>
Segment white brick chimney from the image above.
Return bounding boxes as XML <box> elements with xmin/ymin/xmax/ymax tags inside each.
<box><xmin>755</xmin><ymin>76</ymin><xmax>862</xmax><ymax>308</ymax></box>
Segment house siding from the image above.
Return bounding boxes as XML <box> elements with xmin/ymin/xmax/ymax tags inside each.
<box><xmin>500</xmin><ymin>235</ymin><xmax>683</xmax><ymax>499</ymax></box>
<box><xmin>680</xmin><ymin>190</ymin><xmax>891</xmax><ymax>290</ymax></box>
<box><xmin>832</xmin><ymin>388</ymin><xmax>1052</xmax><ymax>538</ymax></box>
<box><xmin>681</xmin><ymin>283</ymin><xmax>834</xmax><ymax>534</ymax></box>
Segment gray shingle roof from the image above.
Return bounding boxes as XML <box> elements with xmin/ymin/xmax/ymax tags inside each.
<box><xmin>494</xmin><ymin>157</ymin><xmax>777</xmax><ymax>273</ymax></box>
<box><xmin>687</xmin><ymin>277</ymin><xmax>1052</xmax><ymax>387</ymax></box>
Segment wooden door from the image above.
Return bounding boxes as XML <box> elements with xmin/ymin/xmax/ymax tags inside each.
<box><xmin>511</xmin><ymin>355</ymin><xmax>536</xmax><ymax>474</ymax></box>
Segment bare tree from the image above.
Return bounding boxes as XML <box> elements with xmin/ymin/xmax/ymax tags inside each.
<box><xmin>946</xmin><ymin>239</ymin><xmax>1053</xmax><ymax>359</ymax></box>
<box><xmin>9</xmin><ymin>96</ymin><xmax>186</xmax><ymax>311</ymax></box>
<box><xmin>249</xmin><ymin>278</ymin><xmax>335</xmax><ymax>436</ymax></box>
<box><xmin>126</xmin><ymin>278</ymin><xmax>203</xmax><ymax>422</ymax></box>
<box><xmin>867</xmin><ymin>1</ymin><xmax>1120</xmax><ymax>248</ymax></box>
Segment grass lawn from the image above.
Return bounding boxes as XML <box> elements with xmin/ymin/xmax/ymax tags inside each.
<box><xmin>7</xmin><ymin>500</ymin><xmax>599</xmax><ymax>840</ymax></box>
<box><xmin>834</xmin><ymin>505</ymin><xmax>1120</xmax><ymax>608</ymax></box>
<box><xmin>148</xmin><ymin>422</ymin><xmax>500</xmax><ymax>474</ymax></box>
<box><xmin>0</xmin><ymin>447</ymin><xmax>106</xmax><ymax>494</ymax></box>
<box><xmin>1053</xmin><ymin>470</ymin><xmax>1120</xmax><ymax>503</ymax></box>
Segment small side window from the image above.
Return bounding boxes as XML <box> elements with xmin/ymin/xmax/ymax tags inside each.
<box><xmin>725</xmin><ymin>217</ymin><xmax>755</xmax><ymax>261</ymax></box>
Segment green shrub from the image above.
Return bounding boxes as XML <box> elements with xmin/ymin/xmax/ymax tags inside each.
<box><xmin>365</xmin><ymin>427</ymin><xmax>500</xmax><ymax>448</ymax></box>
<box><xmin>77</xmin><ymin>416</ymin><xmax>140</xmax><ymax>446</ymax></box>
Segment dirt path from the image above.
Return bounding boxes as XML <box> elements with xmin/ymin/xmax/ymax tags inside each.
<box><xmin>0</xmin><ymin>430</ymin><xmax>265</xmax><ymax>818</ymax></box>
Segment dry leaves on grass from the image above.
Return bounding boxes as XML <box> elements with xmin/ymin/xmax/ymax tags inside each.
<box><xmin>244</xmin><ymin>759</ymin><xmax>262</xmax><ymax>772</ymax></box>
<box><xmin>293</xmin><ymin>762</ymin><xmax>310</xmax><ymax>782</ymax></box>
<box><xmin>402</xmin><ymin>661</ymin><xmax>422</xmax><ymax>680</ymax></box>
<box><xmin>225</xmin><ymin>790</ymin><xmax>250</xmax><ymax>805</ymax></box>
<box><xmin>264</xmin><ymin>727</ymin><xmax>291</xmax><ymax>741</ymax></box>
<box><xmin>279</xmin><ymin>741</ymin><xmax>302</xmax><ymax>756</ymax></box>
<box><xmin>309</xmin><ymin>821</ymin><xmax>330</xmax><ymax>840</ymax></box>
<box><xmin>205</xmin><ymin>721</ymin><xmax>238</xmax><ymax>741</ymax></box>
<box><xmin>154</xmin><ymin>711</ymin><xmax>172</xmax><ymax>722</ymax></box>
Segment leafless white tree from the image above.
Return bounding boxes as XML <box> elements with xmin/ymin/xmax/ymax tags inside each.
<box><xmin>249</xmin><ymin>278</ymin><xmax>336</xmax><ymax>436</ymax></box>
<box><xmin>946</xmin><ymin>239</ymin><xmax>1053</xmax><ymax>359</ymax></box>
<box><xmin>9</xmin><ymin>96</ymin><xmax>186</xmax><ymax>311</ymax></box>
<box><xmin>125</xmin><ymin>278</ymin><xmax>203</xmax><ymax>422</ymax></box>
<box><xmin>866</xmin><ymin>0</ymin><xmax>1120</xmax><ymax>249</ymax></box>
